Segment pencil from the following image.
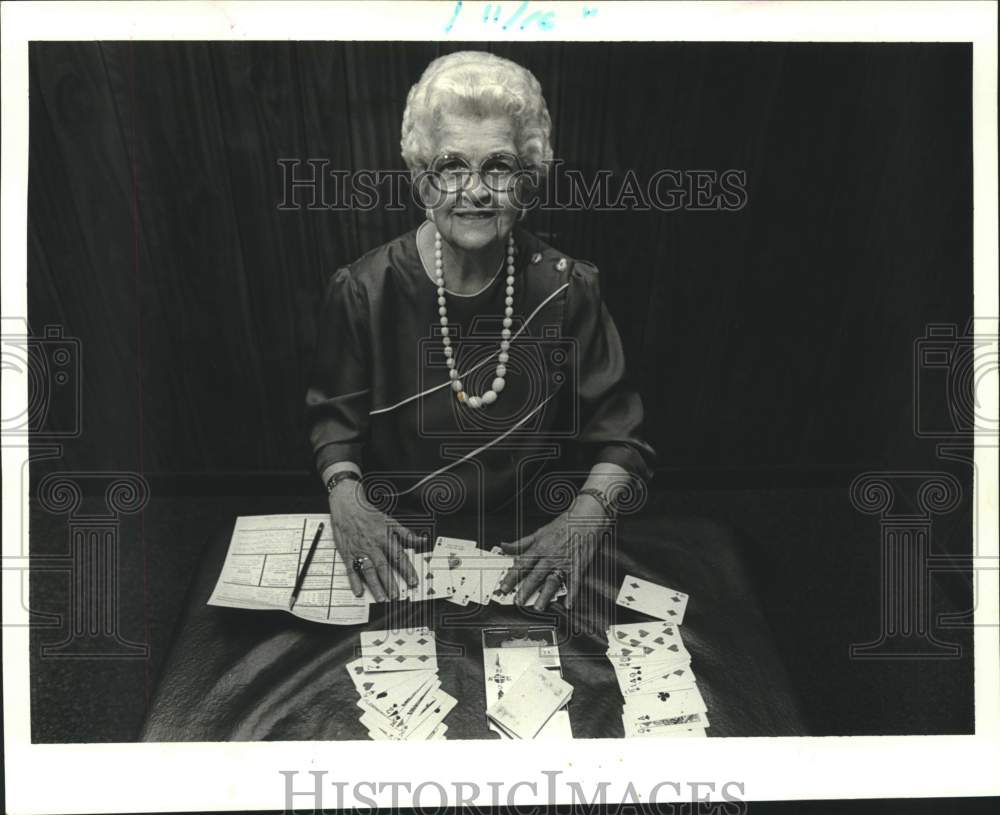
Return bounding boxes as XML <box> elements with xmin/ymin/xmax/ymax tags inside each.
<box><xmin>289</xmin><ymin>521</ymin><xmax>324</xmax><ymax>610</ymax></box>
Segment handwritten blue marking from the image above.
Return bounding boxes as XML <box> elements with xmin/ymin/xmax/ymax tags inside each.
<box><xmin>444</xmin><ymin>0</ymin><xmax>462</xmax><ymax>33</ymax></box>
<box><xmin>443</xmin><ymin>0</ymin><xmax>594</xmax><ymax>33</ymax></box>
<box><xmin>503</xmin><ymin>0</ymin><xmax>529</xmax><ymax>30</ymax></box>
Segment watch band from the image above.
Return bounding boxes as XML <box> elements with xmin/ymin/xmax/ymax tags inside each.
<box><xmin>577</xmin><ymin>487</ymin><xmax>618</xmax><ymax>521</ymax></box>
<box><xmin>325</xmin><ymin>469</ymin><xmax>361</xmax><ymax>495</ymax></box>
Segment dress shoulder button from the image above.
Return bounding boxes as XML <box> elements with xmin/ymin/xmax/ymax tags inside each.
<box><xmin>555</xmin><ymin>257</ymin><xmax>568</xmax><ymax>272</ymax></box>
<box><xmin>530</xmin><ymin>252</ymin><xmax>543</xmax><ymax>264</ymax></box>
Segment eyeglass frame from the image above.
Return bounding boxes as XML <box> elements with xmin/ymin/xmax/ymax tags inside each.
<box><xmin>424</xmin><ymin>151</ymin><xmax>538</xmax><ymax>194</ymax></box>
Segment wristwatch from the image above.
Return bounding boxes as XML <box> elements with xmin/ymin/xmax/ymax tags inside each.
<box><xmin>577</xmin><ymin>487</ymin><xmax>618</xmax><ymax>521</ymax></box>
<box><xmin>325</xmin><ymin>469</ymin><xmax>361</xmax><ymax>496</ymax></box>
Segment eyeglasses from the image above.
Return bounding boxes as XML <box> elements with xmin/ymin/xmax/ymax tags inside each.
<box><xmin>426</xmin><ymin>152</ymin><xmax>527</xmax><ymax>193</ymax></box>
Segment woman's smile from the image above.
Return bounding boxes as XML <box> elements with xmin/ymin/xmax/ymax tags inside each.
<box><xmin>452</xmin><ymin>208</ymin><xmax>499</xmax><ymax>221</ymax></box>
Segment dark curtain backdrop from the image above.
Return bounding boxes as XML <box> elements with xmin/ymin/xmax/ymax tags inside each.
<box><xmin>27</xmin><ymin>42</ymin><xmax>972</xmax><ymax>480</ymax></box>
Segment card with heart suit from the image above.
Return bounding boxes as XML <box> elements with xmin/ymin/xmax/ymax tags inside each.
<box><xmin>615</xmin><ymin>576</ymin><xmax>689</xmax><ymax>622</ymax></box>
<box><xmin>607</xmin><ymin>621</ymin><xmax>682</xmax><ymax>653</ymax></box>
<box><xmin>486</xmin><ymin>664</ymin><xmax>574</xmax><ymax>740</ymax></box>
<box><xmin>345</xmin><ymin>658</ymin><xmax>429</xmax><ymax>700</ymax></box>
<box><xmin>360</xmin><ymin>671</ymin><xmax>440</xmax><ymax>720</ymax></box>
<box><xmin>360</xmin><ymin>627</ymin><xmax>438</xmax><ymax>673</ymax></box>
<box><xmin>347</xmin><ymin>628</ymin><xmax>451</xmax><ymax>740</ymax></box>
<box><xmin>609</xmin><ymin>640</ymin><xmax>691</xmax><ymax>668</ymax></box>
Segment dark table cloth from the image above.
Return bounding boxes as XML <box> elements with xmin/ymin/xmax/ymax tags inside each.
<box><xmin>141</xmin><ymin>509</ymin><xmax>807</xmax><ymax>740</ymax></box>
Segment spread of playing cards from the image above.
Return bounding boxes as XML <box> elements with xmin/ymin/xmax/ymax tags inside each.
<box><xmin>207</xmin><ymin>515</ymin><xmax>709</xmax><ymax>739</ymax></box>
<box><xmin>207</xmin><ymin>517</ymin><xmax>560</xmax><ymax>624</ymax></box>
<box><xmin>610</xmin><ymin>575</ymin><xmax>706</xmax><ymax>736</ymax></box>
<box><xmin>346</xmin><ymin>628</ymin><xmax>452</xmax><ymax>740</ymax></box>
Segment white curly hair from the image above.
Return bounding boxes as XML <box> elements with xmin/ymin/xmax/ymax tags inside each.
<box><xmin>400</xmin><ymin>50</ymin><xmax>553</xmax><ymax>176</ymax></box>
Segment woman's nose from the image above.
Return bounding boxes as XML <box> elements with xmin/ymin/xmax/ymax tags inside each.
<box><xmin>462</xmin><ymin>173</ymin><xmax>493</xmax><ymax>204</ymax></box>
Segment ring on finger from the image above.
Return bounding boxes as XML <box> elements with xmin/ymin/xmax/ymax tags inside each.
<box><xmin>352</xmin><ymin>556</ymin><xmax>373</xmax><ymax>573</ymax></box>
<box><xmin>547</xmin><ymin>567</ymin><xmax>568</xmax><ymax>588</ymax></box>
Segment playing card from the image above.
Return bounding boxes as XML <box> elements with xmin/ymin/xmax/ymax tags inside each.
<box><xmin>623</xmin><ymin>711</ymin><xmax>710</xmax><ymax>737</ymax></box>
<box><xmin>403</xmin><ymin>548</ymin><xmax>434</xmax><ymax>602</ymax></box>
<box><xmin>359</xmin><ymin>671</ymin><xmax>440</xmax><ymax>720</ymax></box>
<box><xmin>486</xmin><ymin>665</ymin><xmax>573</xmax><ymax>739</ymax></box>
<box><xmin>474</xmin><ymin>550</ymin><xmax>515</xmax><ymax>605</ymax></box>
<box><xmin>622</xmin><ymin>686</ymin><xmax>708</xmax><ymax>724</ymax></box>
<box><xmin>608</xmin><ymin>638</ymin><xmax>691</xmax><ymax>669</ymax></box>
<box><xmin>606</xmin><ymin>621</ymin><xmax>683</xmax><ymax>653</ymax></box>
<box><xmin>403</xmin><ymin>694</ymin><xmax>457</xmax><ymax>740</ymax></box>
<box><xmin>615</xmin><ymin>662</ymin><xmax>698</xmax><ymax>696</ymax></box>
<box><xmin>623</xmin><ymin>715</ymin><xmax>708</xmax><ymax>738</ymax></box>
<box><xmin>350</xmin><ymin>628</ymin><xmax>451</xmax><ymax>741</ymax></box>
<box><xmin>616</xmin><ymin>576</ymin><xmax>689</xmax><ymax>622</ymax></box>
<box><xmin>486</xmin><ymin>550</ymin><xmax>517</xmax><ymax>604</ymax></box>
<box><xmin>359</xmin><ymin>566</ymin><xmax>411</xmax><ymax>604</ymax></box>
<box><xmin>433</xmin><ymin>537</ymin><xmax>478</xmax><ymax>606</ymax></box>
<box><xmin>360</xmin><ymin>627</ymin><xmax>438</xmax><ymax>673</ymax></box>
<box><xmin>345</xmin><ymin>658</ymin><xmax>429</xmax><ymax>699</ymax></box>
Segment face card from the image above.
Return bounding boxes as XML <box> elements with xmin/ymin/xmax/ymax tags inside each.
<box><xmin>615</xmin><ymin>576</ymin><xmax>689</xmax><ymax>623</ymax></box>
<box><xmin>623</xmin><ymin>711</ymin><xmax>709</xmax><ymax>737</ymax></box>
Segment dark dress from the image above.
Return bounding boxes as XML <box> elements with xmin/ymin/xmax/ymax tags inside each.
<box><xmin>304</xmin><ymin>225</ymin><xmax>656</xmax><ymax>516</ymax></box>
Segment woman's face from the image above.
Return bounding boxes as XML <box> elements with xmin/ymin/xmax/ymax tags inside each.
<box><xmin>421</xmin><ymin>112</ymin><xmax>523</xmax><ymax>253</ymax></box>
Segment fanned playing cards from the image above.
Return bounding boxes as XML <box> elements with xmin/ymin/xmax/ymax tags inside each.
<box><xmin>608</xmin><ymin>576</ymin><xmax>708</xmax><ymax>737</ymax></box>
<box><xmin>347</xmin><ymin>628</ymin><xmax>451</xmax><ymax>740</ymax></box>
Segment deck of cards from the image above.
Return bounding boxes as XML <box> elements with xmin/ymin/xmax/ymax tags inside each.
<box><xmin>609</xmin><ymin>576</ymin><xmax>708</xmax><ymax>737</ymax></box>
<box><xmin>486</xmin><ymin>665</ymin><xmax>574</xmax><ymax>739</ymax></box>
<box><xmin>482</xmin><ymin>627</ymin><xmax>573</xmax><ymax>739</ymax></box>
<box><xmin>346</xmin><ymin>627</ymin><xmax>453</xmax><ymax>740</ymax></box>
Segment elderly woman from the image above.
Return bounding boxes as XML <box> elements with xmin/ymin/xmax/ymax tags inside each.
<box><xmin>305</xmin><ymin>50</ymin><xmax>655</xmax><ymax>612</ymax></box>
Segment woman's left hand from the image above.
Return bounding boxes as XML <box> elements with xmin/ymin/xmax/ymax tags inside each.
<box><xmin>497</xmin><ymin>493</ymin><xmax>613</xmax><ymax>610</ymax></box>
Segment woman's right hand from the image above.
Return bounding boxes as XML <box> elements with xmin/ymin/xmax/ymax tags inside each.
<box><xmin>327</xmin><ymin>480</ymin><xmax>422</xmax><ymax>601</ymax></box>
